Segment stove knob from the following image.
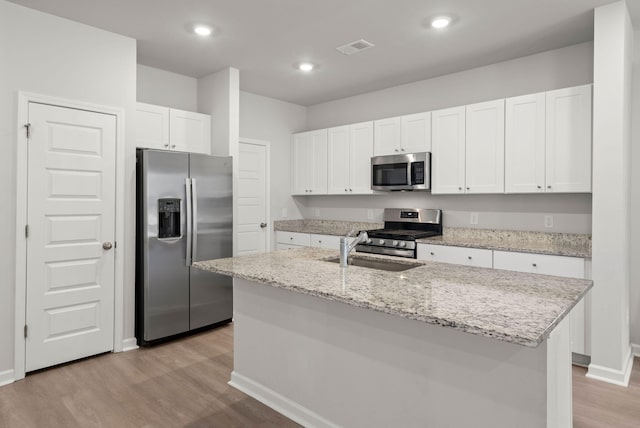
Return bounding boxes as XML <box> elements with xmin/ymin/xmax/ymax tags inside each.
<box><xmin>366</xmin><ymin>239</ymin><xmax>372</xmax><ymax>244</ymax></box>
<box><xmin>398</xmin><ymin>242</ymin><xmax>406</xmax><ymax>248</ymax></box>
<box><xmin>378</xmin><ymin>239</ymin><xmax>385</xmax><ymax>245</ymax></box>
<box><xmin>392</xmin><ymin>240</ymin><xmax>399</xmax><ymax>247</ymax></box>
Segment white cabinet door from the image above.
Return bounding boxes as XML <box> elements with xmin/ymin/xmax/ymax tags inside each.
<box><xmin>431</xmin><ymin>106</ymin><xmax>466</xmax><ymax>194</ymax></box>
<box><xmin>135</xmin><ymin>102</ymin><xmax>169</xmax><ymax>150</ymax></box>
<box><xmin>545</xmin><ymin>85</ymin><xmax>592</xmax><ymax>193</ymax></box>
<box><xmin>327</xmin><ymin>126</ymin><xmax>350</xmax><ymax>194</ymax></box>
<box><xmin>401</xmin><ymin>112</ymin><xmax>431</xmax><ymax>153</ymax></box>
<box><xmin>417</xmin><ymin>244</ymin><xmax>493</xmax><ymax>268</ymax></box>
<box><xmin>349</xmin><ymin>121</ymin><xmax>374</xmax><ymax>194</ymax></box>
<box><xmin>310</xmin><ymin>234</ymin><xmax>341</xmax><ymax>249</ymax></box>
<box><xmin>310</xmin><ymin>130</ymin><xmax>328</xmax><ymax>194</ymax></box>
<box><xmin>465</xmin><ymin>100</ymin><xmax>505</xmax><ymax>194</ymax></box>
<box><xmin>505</xmin><ymin>93</ymin><xmax>546</xmax><ymax>193</ymax></box>
<box><xmin>276</xmin><ymin>231</ymin><xmax>311</xmax><ymax>247</ymax></box>
<box><xmin>292</xmin><ymin>130</ymin><xmax>327</xmax><ymax>195</ymax></box>
<box><xmin>373</xmin><ymin>116</ymin><xmax>402</xmax><ymax>156</ymax></box>
<box><xmin>169</xmin><ymin>109</ymin><xmax>211</xmax><ymax>154</ymax></box>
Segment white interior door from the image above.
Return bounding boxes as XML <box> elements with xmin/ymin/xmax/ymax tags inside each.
<box><xmin>237</xmin><ymin>141</ymin><xmax>269</xmax><ymax>255</ymax></box>
<box><xmin>25</xmin><ymin>102</ymin><xmax>116</xmax><ymax>372</ymax></box>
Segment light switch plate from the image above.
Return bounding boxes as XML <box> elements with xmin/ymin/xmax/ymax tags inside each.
<box><xmin>470</xmin><ymin>212</ymin><xmax>479</xmax><ymax>225</ymax></box>
<box><xmin>544</xmin><ymin>215</ymin><xmax>553</xmax><ymax>228</ymax></box>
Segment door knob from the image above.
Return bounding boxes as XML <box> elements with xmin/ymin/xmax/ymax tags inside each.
<box><xmin>260</xmin><ymin>222</ymin><xmax>267</xmax><ymax>228</ymax></box>
<box><xmin>103</xmin><ymin>242</ymin><xmax>113</xmax><ymax>250</ymax></box>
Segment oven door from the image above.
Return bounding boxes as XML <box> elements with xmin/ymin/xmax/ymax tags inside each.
<box><xmin>371</xmin><ymin>152</ymin><xmax>430</xmax><ymax>191</ymax></box>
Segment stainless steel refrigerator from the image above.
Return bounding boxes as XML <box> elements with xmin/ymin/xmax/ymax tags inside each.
<box><xmin>135</xmin><ymin>148</ymin><xmax>233</xmax><ymax>345</ymax></box>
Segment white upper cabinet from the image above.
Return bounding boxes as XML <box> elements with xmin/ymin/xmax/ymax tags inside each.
<box><xmin>374</xmin><ymin>113</ymin><xmax>431</xmax><ymax>156</ymax></box>
<box><xmin>373</xmin><ymin>117</ymin><xmax>401</xmax><ymax>156</ymax></box>
<box><xmin>545</xmin><ymin>85</ymin><xmax>592</xmax><ymax>193</ymax></box>
<box><xmin>401</xmin><ymin>112</ymin><xmax>432</xmax><ymax>153</ymax></box>
<box><xmin>505</xmin><ymin>93</ymin><xmax>546</xmax><ymax>193</ymax></box>
<box><xmin>327</xmin><ymin>122</ymin><xmax>374</xmax><ymax>195</ymax></box>
<box><xmin>431</xmin><ymin>106</ymin><xmax>466</xmax><ymax>194</ymax></box>
<box><xmin>465</xmin><ymin>99</ymin><xmax>505</xmax><ymax>194</ymax></box>
<box><xmin>169</xmin><ymin>109</ymin><xmax>211</xmax><ymax>154</ymax></box>
<box><xmin>505</xmin><ymin>85</ymin><xmax>592</xmax><ymax>194</ymax></box>
<box><xmin>135</xmin><ymin>102</ymin><xmax>211</xmax><ymax>155</ymax></box>
<box><xmin>292</xmin><ymin>129</ymin><xmax>328</xmax><ymax>195</ymax></box>
<box><xmin>135</xmin><ymin>103</ymin><xmax>169</xmax><ymax>150</ymax></box>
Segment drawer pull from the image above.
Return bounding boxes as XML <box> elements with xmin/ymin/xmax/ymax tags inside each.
<box><xmin>532</xmin><ymin>263</ymin><xmax>537</xmax><ymax>267</ymax></box>
<box><xmin>430</xmin><ymin>252</ymin><xmax>435</xmax><ymax>256</ymax></box>
<box><xmin>290</xmin><ymin>237</ymin><xmax>293</xmax><ymax>240</ymax></box>
<box><xmin>468</xmin><ymin>256</ymin><xmax>472</xmax><ymax>260</ymax></box>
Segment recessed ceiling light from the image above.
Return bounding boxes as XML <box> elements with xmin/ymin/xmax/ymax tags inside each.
<box><xmin>299</xmin><ymin>62</ymin><xmax>314</xmax><ymax>72</ymax></box>
<box><xmin>431</xmin><ymin>16</ymin><xmax>451</xmax><ymax>29</ymax></box>
<box><xmin>194</xmin><ymin>25</ymin><xmax>212</xmax><ymax>36</ymax></box>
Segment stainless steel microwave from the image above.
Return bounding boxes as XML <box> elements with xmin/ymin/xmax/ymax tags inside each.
<box><xmin>371</xmin><ymin>152</ymin><xmax>431</xmax><ymax>191</ymax></box>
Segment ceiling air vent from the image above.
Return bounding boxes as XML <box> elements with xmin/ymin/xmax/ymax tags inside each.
<box><xmin>336</xmin><ymin>39</ymin><xmax>375</xmax><ymax>55</ymax></box>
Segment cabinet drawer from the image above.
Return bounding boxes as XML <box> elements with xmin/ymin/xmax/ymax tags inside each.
<box><xmin>417</xmin><ymin>244</ymin><xmax>493</xmax><ymax>268</ymax></box>
<box><xmin>310</xmin><ymin>234</ymin><xmax>340</xmax><ymax>249</ymax></box>
<box><xmin>493</xmin><ymin>251</ymin><xmax>584</xmax><ymax>278</ymax></box>
<box><xmin>275</xmin><ymin>231</ymin><xmax>310</xmax><ymax>247</ymax></box>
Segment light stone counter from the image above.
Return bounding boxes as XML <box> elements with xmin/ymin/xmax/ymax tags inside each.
<box><xmin>195</xmin><ymin>247</ymin><xmax>592</xmax><ymax>348</ymax></box>
<box><xmin>273</xmin><ymin>219</ymin><xmax>382</xmax><ymax>236</ymax></box>
<box><xmin>417</xmin><ymin>227</ymin><xmax>591</xmax><ymax>258</ymax></box>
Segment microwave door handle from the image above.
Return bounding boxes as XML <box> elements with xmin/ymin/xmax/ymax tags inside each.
<box><xmin>185</xmin><ymin>178</ymin><xmax>192</xmax><ymax>266</ymax></box>
<box><xmin>191</xmin><ymin>178</ymin><xmax>198</xmax><ymax>263</ymax></box>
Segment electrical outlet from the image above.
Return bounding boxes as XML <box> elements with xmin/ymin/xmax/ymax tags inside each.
<box><xmin>315</xmin><ymin>208</ymin><xmax>320</xmax><ymax>217</ymax></box>
<box><xmin>470</xmin><ymin>212</ymin><xmax>479</xmax><ymax>225</ymax></box>
<box><xmin>367</xmin><ymin>209</ymin><xmax>373</xmax><ymax>220</ymax></box>
<box><xmin>544</xmin><ymin>215</ymin><xmax>554</xmax><ymax>228</ymax></box>
<box><xmin>282</xmin><ymin>207</ymin><xmax>288</xmax><ymax>218</ymax></box>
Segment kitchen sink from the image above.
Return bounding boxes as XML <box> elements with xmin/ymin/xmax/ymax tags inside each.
<box><xmin>324</xmin><ymin>256</ymin><xmax>421</xmax><ymax>272</ymax></box>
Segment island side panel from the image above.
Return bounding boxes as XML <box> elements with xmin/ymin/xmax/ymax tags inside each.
<box><xmin>230</xmin><ymin>278</ymin><xmax>557</xmax><ymax>428</ymax></box>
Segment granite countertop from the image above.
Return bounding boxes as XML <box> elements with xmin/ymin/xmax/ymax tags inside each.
<box><xmin>195</xmin><ymin>247</ymin><xmax>592</xmax><ymax>348</ymax></box>
<box><xmin>275</xmin><ymin>221</ymin><xmax>592</xmax><ymax>258</ymax></box>
<box><xmin>417</xmin><ymin>228</ymin><xmax>592</xmax><ymax>258</ymax></box>
<box><xmin>274</xmin><ymin>219</ymin><xmax>383</xmax><ymax>236</ymax></box>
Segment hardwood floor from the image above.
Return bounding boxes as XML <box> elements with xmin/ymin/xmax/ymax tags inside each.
<box><xmin>0</xmin><ymin>324</ymin><xmax>638</xmax><ymax>427</ymax></box>
<box><xmin>0</xmin><ymin>324</ymin><xmax>299</xmax><ymax>428</ymax></box>
<box><xmin>573</xmin><ymin>357</ymin><xmax>640</xmax><ymax>428</ymax></box>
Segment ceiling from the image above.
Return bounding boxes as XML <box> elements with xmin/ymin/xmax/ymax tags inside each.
<box><xmin>8</xmin><ymin>0</ymin><xmax>637</xmax><ymax>106</ymax></box>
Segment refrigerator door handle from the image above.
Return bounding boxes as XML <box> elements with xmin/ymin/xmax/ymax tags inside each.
<box><xmin>185</xmin><ymin>178</ymin><xmax>192</xmax><ymax>266</ymax></box>
<box><xmin>191</xmin><ymin>178</ymin><xmax>198</xmax><ymax>263</ymax></box>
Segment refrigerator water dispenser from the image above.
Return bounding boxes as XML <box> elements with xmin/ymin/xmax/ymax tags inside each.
<box><xmin>158</xmin><ymin>198</ymin><xmax>181</xmax><ymax>239</ymax></box>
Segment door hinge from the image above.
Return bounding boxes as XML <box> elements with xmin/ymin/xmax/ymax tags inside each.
<box><xmin>114</xmin><ymin>241</ymin><xmax>117</xmax><ymax>249</ymax></box>
<box><xmin>24</xmin><ymin>325</ymin><xmax>28</xmax><ymax>338</ymax></box>
<box><xmin>25</xmin><ymin>224</ymin><xmax>29</xmax><ymax>238</ymax></box>
<box><xmin>24</xmin><ymin>123</ymin><xmax>31</xmax><ymax>139</ymax></box>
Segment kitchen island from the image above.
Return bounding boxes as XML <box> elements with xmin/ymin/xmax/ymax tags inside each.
<box><xmin>195</xmin><ymin>247</ymin><xmax>592</xmax><ymax>428</ymax></box>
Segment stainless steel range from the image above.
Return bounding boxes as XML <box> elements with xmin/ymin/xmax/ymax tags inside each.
<box><xmin>356</xmin><ymin>208</ymin><xmax>442</xmax><ymax>258</ymax></box>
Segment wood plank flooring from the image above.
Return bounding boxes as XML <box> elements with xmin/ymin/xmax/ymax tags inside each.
<box><xmin>0</xmin><ymin>323</ymin><xmax>638</xmax><ymax>427</ymax></box>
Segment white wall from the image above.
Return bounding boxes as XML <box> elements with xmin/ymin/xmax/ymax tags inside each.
<box><xmin>300</xmin><ymin>43</ymin><xmax>595</xmax><ymax>234</ymax></box>
<box><xmin>588</xmin><ymin>1</ymin><xmax>634</xmax><ymax>385</ymax></box>
<box><xmin>0</xmin><ymin>0</ymin><xmax>137</xmax><ymax>375</ymax></box>
<box><xmin>629</xmin><ymin>30</ymin><xmax>640</xmax><ymax>348</ymax></box>
<box><xmin>137</xmin><ymin>65</ymin><xmax>198</xmax><ymax>111</ymax></box>
<box><xmin>239</xmin><ymin>91</ymin><xmax>308</xmax><ymax>247</ymax></box>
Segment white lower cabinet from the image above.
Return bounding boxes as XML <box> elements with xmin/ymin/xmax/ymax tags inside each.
<box><xmin>493</xmin><ymin>251</ymin><xmax>589</xmax><ymax>358</ymax></box>
<box><xmin>276</xmin><ymin>231</ymin><xmax>350</xmax><ymax>251</ymax></box>
<box><xmin>417</xmin><ymin>244</ymin><xmax>493</xmax><ymax>268</ymax></box>
<box><xmin>275</xmin><ymin>231</ymin><xmax>311</xmax><ymax>250</ymax></box>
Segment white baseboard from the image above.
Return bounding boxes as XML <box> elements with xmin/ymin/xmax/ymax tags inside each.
<box><xmin>0</xmin><ymin>369</ymin><xmax>15</xmax><ymax>387</ymax></box>
<box><xmin>632</xmin><ymin>343</ymin><xmax>640</xmax><ymax>358</ymax></box>
<box><xmin>586</xmin><ymin>347</ymin><xmax>634</xmax><ymax>387</ymax></box>
<box><xmin>229</xmin><ymin>371</ymin><xmax>339</xmax><ymax>428</ymax></box>
<box><xmin>121</xmin><ymin>337</ymin><xmax>139</xmax><ymax>352</ymax></box>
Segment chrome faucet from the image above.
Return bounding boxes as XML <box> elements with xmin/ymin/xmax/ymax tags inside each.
<box><xmin>339</xmin><ymin>230</ymin><xmax>368</xmax><ymax>267</ymax></box>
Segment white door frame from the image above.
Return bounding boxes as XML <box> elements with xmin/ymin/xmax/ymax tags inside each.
<box><xmin>14</xmin><ymin>92</ymin><xmax>126</xmax><ymax>381</ymax></box>
<box><xmin>238</xmin><ymin>138</ymin><xmax>271</xmax><ymax>253</ymax></box>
